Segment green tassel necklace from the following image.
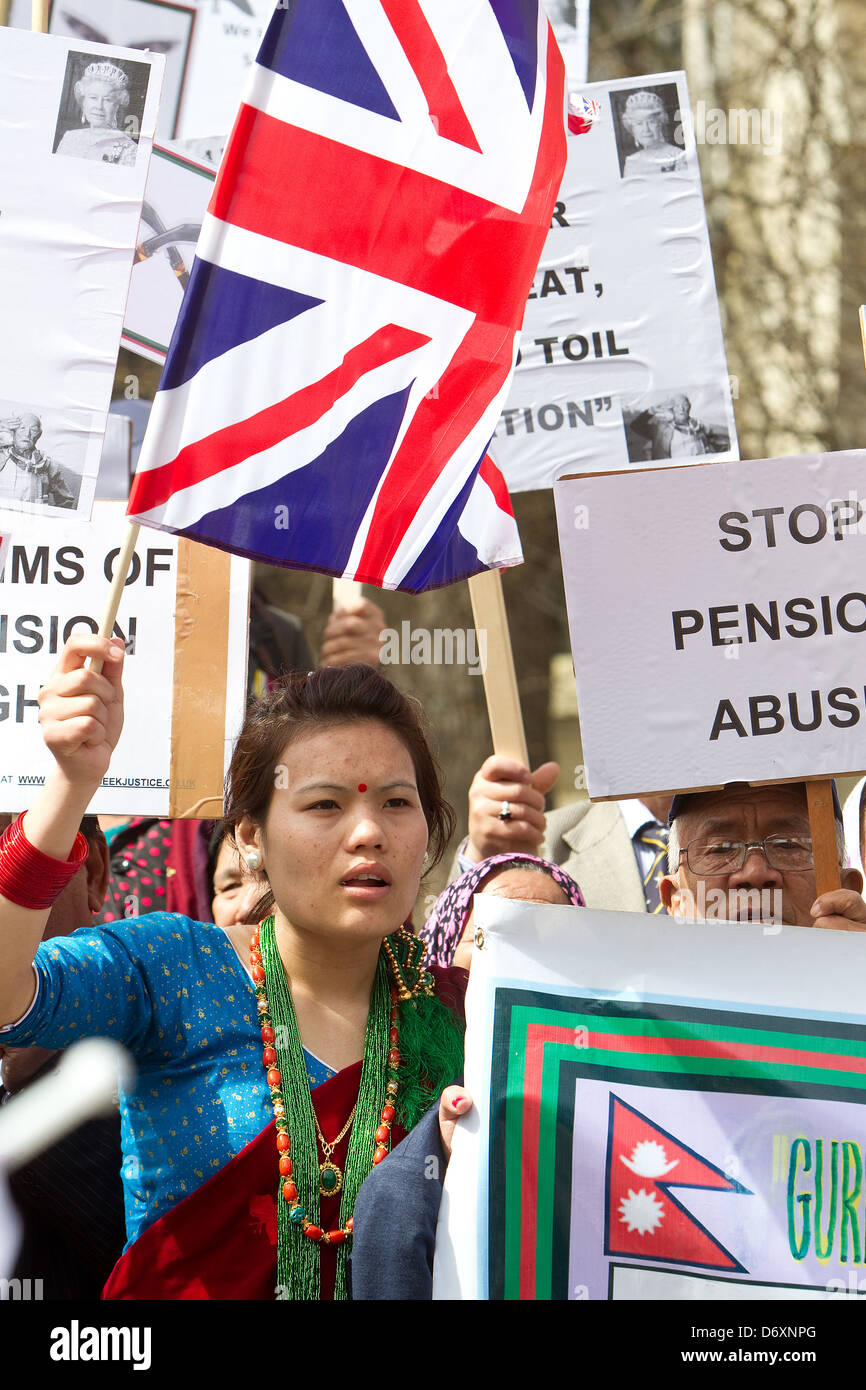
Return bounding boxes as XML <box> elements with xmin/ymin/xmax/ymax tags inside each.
<box><xmin>254</xmin><ymin>915</ymin><xmax>400</xmax><ymax>1302</ymax></box>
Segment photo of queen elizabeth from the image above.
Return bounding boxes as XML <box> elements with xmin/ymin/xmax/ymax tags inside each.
<box><xmin>53</xmin><ymin>55</ymin><xmax>150</xmax><ymax>167</ymax></box>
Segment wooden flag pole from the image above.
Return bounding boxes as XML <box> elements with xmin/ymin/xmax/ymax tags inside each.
<box><xmin>332</xmin><ymin>576</ymin><xmax>363</xmax><ymax>609</ymax></box>
<box><xmin>807</xmin><ymin>780</ymin><xmax>841</xmax><ymax>897</ymax></box>
<box><xmin>31</xmin><ymin>0</ymin><xmax>49</xmax><ymax>31</ymax></box>
<box><xmin>467</xmin><ymin>567</ymin><xmax>528</xmax><ymax>765</ymax></box>
<box><xmin>89</xmin><ymin>521</ymin><xmax>140</xmax><ymax>675</ymax></box>
<box><xmin>0</xmin><ymin>2</ymin><xmax>12</xmax><ymax>29</ymax></box>
<box><xmin>168</xmin><ymin>540</ymin><xmax>233</xmax><ymax>817</ymax></box>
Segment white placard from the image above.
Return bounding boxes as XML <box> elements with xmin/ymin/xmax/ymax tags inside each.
<box><xmin>175</xmin><ymin>0</ymin><xmax>273</xmax><ymax>140</ymax></box>
<box><xmin>121</xmin><ymin>141</ymin><xmax>215</xmax><ymax>363</ymax></box>
<box><xmin>554</xmin><ymin>451</ymin><xmax>866</xmax><ymax>798</ymax></box>
<box><xmin>0</xmin><ymin>28</ymin><xmax>163</xmax><ymax>521</ymax></box>
<box><xmin>7</xmin><ymin>0</ymin><xmax>194</xmax><ymax>140</ymax></box>
<box><xmin>434</xmin><ymin>896</ymin><xmax>866</xmax><ymax>1301</ymax></box>
<box><xmin>172</xmin><ymin>134</ymin><xmax>227</xmax><ymax>170</ymax></box>
<box><xmin>491</xmin><ymin>71</ymin><xmax>738</xmax><ymax>493</ymax></box>
<box><xmin>0</xmin><ymin>501</ymin><xmax>249</xmax><ymax>815</ymax></box>
<box><xmin>543</xmin><ymin>0</ymin><xmax>589</xmax><ymax>83</ymax></box>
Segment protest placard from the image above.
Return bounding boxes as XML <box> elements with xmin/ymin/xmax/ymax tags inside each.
<box><xmin>174</xmin><ymin>0</ymin><xmax>272</xmax><ymax>141</ymax></box>
<box><xmin>554</xmin><ymin>451</ymin><xmax>866</xmax><ymax>799</ymax></box>
<box><xmin>6</xmin><ymin>0</ymin><xmax>194</xmax><ymax>139</ymax></box>
<box><xmin>491</xmin><ymin>70</ymin><xmax>738</xmax><ymax>493</ymax></box>
<box><xmin>434</xmin><ymin>895</ymin><xmax>866</xmax><ymax>1301</ymax></box>
<box><xmin>543</xmin><ymin>0</ymin><xmax>589</xmax><ymax>83</ymax></box>
<box><xmin>121</xmin><ymin>141</ymin><xmax>215</xmax><ymax>364</ymax></box>
<box><xmin>0</xmin><ymin>27</ymin><xmax>163</xmax><ymax>521</ymax></box>
<box><xmin>0</xmin><ymin>502</ymin><xmax>249</xmax><ymax>815</ymax></box>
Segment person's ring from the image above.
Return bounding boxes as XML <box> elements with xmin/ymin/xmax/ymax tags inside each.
<box><xmin>498</xmin><ymin>801</ymin><xmax>513</xmax><ymax>822</ymax></box>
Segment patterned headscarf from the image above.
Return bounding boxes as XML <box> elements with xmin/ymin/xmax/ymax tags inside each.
<box><xmin>420</xmin><ymin>853</ymin><xmax>585</xmax><ymax>967</ymax></box>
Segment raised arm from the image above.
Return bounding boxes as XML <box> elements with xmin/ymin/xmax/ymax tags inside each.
<box><xmin>464</xmin><ymin>754</ymin><xmax>559</xmax><ymax>862</ymax></box>
<box><xmin>0</xmin><ymin>635</ymin><xmax>124</xmax><ymax>1025</ymax></box>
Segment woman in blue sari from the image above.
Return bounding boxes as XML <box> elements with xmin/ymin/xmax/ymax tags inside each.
<box><xmin>0</xmin><ymin>634</ymin><xmax>465</xmax><ymax>1300</ymax></box>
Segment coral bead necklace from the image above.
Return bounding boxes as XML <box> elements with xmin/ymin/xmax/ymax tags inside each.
<box><xmin>251</xmin><ymin>916</ymin><xmax>401</xmax><ymax>1287</ymax></box>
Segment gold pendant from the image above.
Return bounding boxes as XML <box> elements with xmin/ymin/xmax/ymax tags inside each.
<box><xmin>383</xmin><ymin>927</ymin><xmax>436</xmax><ymax>1002</ymax></box>
<box><xmin>319</xmin><ymin>1160</ymin><xmax>343</xmax><ymax>1198</ymax></box>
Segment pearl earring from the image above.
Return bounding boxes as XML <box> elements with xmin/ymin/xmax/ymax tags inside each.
<box><xmin>245</xmin><ymin>851</ymin><xmax>261</xmax><ymax>870</ymax></box>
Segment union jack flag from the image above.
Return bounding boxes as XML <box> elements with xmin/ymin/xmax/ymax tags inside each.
<box><xmin>567</xmin><ymin>94</ymin><xmax>602</xmax><ymax>134</ymax></box>
<box><xmin>127</xmin><ymin>0</ymin><xmax>566</xmax><ymax>592</ymax></box>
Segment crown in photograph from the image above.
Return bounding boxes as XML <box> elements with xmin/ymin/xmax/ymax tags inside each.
<box><xmin>80</xmin><ymin>62</ymin><xmax>129</xmax><ymax>90</ymax></box>
<box><xmin>623</xmin><ymin>90</ymin><xmax>666</xmax><ymax>118</ymax></box>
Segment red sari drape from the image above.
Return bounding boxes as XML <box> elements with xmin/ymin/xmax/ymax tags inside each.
<box><xmin>103</xmin><ymin>1060</ymin><xmax>403</xmax><ymax>1301</ymax></box>
<box><xmin>102</xmin><ymin>964</ymin><xmax>466</xmax><ymax>1301</ymax></box>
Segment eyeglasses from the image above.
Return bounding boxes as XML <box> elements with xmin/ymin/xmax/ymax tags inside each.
<box><xmin>681</xmin><ymin>836</ymin><xmax>814</xmax><ymax>875</ymax></box>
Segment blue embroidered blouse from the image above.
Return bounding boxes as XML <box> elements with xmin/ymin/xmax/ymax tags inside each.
<box><xmin>0</xmin><ymin>914</ymin><xmax>335</xmax><ymax>1249</ymax></box>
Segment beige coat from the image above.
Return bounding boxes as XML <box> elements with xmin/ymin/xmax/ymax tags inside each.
<box><xmin>541</xmin><ymin>800</ymin><xmax>648</xmax><ymax>913</ymax></box>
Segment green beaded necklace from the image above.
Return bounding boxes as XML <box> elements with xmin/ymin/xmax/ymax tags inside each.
<box><xmin>258</xmin><ymin>916</ymin><xmax>390</xmax><ymax>1302</ymax></box>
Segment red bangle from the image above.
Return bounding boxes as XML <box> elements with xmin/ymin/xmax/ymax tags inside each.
<box><xmin>0</xmin><ymin>815</ymin><xmax>89</xmax><ymax>910</ymax></box>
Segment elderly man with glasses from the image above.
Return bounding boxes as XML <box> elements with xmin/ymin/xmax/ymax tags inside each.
<box><xmin>658</xmin><ymin>781</ymin><xmax>866</xmax><ymax>930</ymax></box>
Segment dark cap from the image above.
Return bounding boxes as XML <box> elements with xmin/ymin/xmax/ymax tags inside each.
<box><xmin>668</xmin><ymin>780</ymin><xmax>842</xmax><ymax>827</ymax></box>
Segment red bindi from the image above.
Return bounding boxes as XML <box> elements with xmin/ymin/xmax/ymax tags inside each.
<box><xmin>357</xmin><ymin>783</ymin><xmax>367</xmax><ymax>793</ymax></box>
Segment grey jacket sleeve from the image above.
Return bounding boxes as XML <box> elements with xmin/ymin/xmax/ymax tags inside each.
<box><xmin>350</xmin><ymin>1104</ymin><xmax>444</xmax><ymax>1300</ymax></box>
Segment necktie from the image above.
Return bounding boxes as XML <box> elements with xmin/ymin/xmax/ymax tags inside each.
<box><xmin>636</xmin><ymin>822</ymin><xmax>668</xmax><ymax>913</ymax></box>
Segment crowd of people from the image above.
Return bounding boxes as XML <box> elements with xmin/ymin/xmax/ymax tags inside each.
<box><xmin>1</xmin><ymin>587</ymin><xmax>864</xmax><ymax>1302</ymax></box>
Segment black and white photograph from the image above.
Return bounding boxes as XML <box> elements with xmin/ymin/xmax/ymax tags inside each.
<box><xmin>52</xmin><ymin>49</ymin><xmax>152</xmax><ymax>166</ymax></box>
<box><xmin>8</xmin><ymin>0</ymin><xmax>195</xmax><ymax>139</ymax></box>
<box><xmin>0</xmin><ymin>405</ymin><xmax>83</xmax><ymax>513</ymax></box>
<box><xmin>622</xmin><ymin>386</ymin><xmax>732</xmax><ymax>463</ymax></box>
<box><xmin>610</xmin><ymin>81</ymin><xmax>687</xmax><ymax>178</ymax></box>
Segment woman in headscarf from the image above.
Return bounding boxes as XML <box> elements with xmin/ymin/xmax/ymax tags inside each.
<box><xmin>421</xmin><ymin>852</ymin><xmax>585</xmax><ymax>970</ymax></box>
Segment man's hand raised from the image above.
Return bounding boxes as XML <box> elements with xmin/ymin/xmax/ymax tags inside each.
<box><xmin>320</xmin><ymin>597</ymin><xmax>385</xmax><ymax>668</ymax></box>
<box><xmin>465</xmin><ymin>755</ymin><xmax>559</xmax><ymax>862</ymax></box>
<box><xmin>811</xmin><ymin>888</ymin><xmax>866</xmax><ymax>933</ymax></box>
